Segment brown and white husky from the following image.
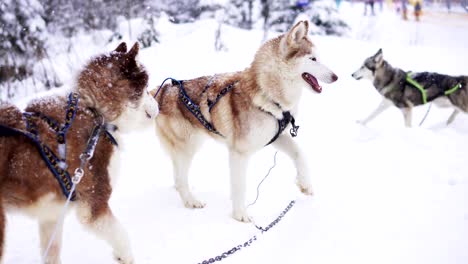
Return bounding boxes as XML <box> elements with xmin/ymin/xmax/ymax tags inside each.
<box><xmin>151</xmin><ymin>21</ymin><xmax>338</xmax><ymax>222</ymax></box>
<box><xmin>0</xmin><ymin>42</ymin><xmax>158</xmax><ymax>263</ymax></box>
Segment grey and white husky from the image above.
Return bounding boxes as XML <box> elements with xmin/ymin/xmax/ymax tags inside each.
<box><xmin>352</xmin><ymin>49</ymin><xmax>468</xmax><ymax>127</ymax></box>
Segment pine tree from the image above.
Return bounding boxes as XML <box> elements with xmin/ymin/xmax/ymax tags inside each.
<box><xmin>225</xmin><ymin>0</ymin><xmax>257</xmax><ymax>30</ymax></box>
<box><xmin>262</xmin><ymin>0</ymin><xmax>349</xmax><ymax>36</ymax></box>
<box><xmin>266</xmin><ymin>0</ymin><xmax>296</xmax><ymax>33</ymax></box>
<box><xmin>0</xmin><ymin>0</ymin><xmax>46</xmax><ymax>86</ymax></box>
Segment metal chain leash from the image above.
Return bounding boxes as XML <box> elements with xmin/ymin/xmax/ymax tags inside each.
<box><xmin>197</xmin><ymin>235</ymin><xmax>258</xmax><ymax>264</ymax></box>
<box><xmin>196</xmin><ymin>149</ymin><xmax>298</xmax><ymax>263</ymax></box>
<box><xmin>254</xmin><ymin>200</ymin><xmax>295</xmax><ymax>233</ymax></box>
<box><xmin>196</xmin><ymin>200</ymin><xmax>296</xmax><ymax>264</ymax></box>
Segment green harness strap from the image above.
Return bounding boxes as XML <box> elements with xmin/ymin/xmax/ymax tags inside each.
<box><xmin>406</xmin><ymin>72</ymin><xmax>462</xmax><ymax>104</ymax></box>
<box><xmin>406</xmin><ymin>72</ymin><xmax>427</xmax><ymax>104</ymax></box>
<box><xmin>445</xmin><ymin>83</ymin><xmax>462</xmax><ymax>95</ymax></box>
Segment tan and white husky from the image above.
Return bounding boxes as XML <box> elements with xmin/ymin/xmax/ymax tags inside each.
<box><xmin>151</xmin><ymin>21</ymin><xmax>338</xmax><ymax>222</ymax></box>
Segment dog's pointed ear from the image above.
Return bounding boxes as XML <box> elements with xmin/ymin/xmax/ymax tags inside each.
<box><xmin>114</xmin><ymin>42</ymin><xmax>127</xmax><ymax>53</ymax></box>
<box><xmin>127</xmin><ymin>42</ymin><xmax>139</xmax><ymax>59</ymax></box>
<box><xmin>287</xmin><ymin>20</ymin><xmax>309</xmax><ymax>46</ymax></box>
<box><xmin>374</xmin><ymin>48</ymin><xmax>383</xmax><ymax>63</ymax></box>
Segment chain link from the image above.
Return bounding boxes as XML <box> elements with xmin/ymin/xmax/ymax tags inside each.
<box><xmin>196</xmin><ymin>200</ymin><xmax>295</xmax><ymax>264</ymax></box>
<box><xmin>255</xmin><ymin>200</ymin><xmax>295</xmax><ymax>233</ymax></box>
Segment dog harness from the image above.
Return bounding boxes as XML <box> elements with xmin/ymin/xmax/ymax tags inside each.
<box><xmin>177</xmin><ymin>79</ymin><xmax>225</xmax><ymax>136</ymax></box>
<box><xmin>0</xmin><ymin>92</ymin><xmax>117</xmax><ymax>200</ymax></box>
<box><xmin>265</xmin><ymin>109</ymin><xmax>299</xmax><ymax>146</ymax></box>
<box><xmin>406</xmin><ymin>72</ymin><xmax>462</xmax><ymax>104</ymax></box>
<box><xmin>155</xmin><ymin>78</ymin><xmax>299</xmax><ymax>145</ymax></box>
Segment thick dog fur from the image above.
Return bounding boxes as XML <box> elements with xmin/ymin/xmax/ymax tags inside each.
<box><xmin>0</xmin><ymin>42</ymin><xmax>158</xmax><ymax>263</ymax></box>
<box><xmin>151</xmin><ymin>21</ymin><xmax>338</xmax><ymax>222</ymax></box>
<box><xmin>352</xmin><ymin>49</ymin><xmax>468</xmax><ymax>127</ymax></box>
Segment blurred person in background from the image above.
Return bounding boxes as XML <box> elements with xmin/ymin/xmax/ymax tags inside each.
<box><xmin>402</xmin><ymin>0</ymin><xmax>409</xmax><ymax>20</ymax></box>
<box><xmin>378</xmin><ymin>0</ymin><xmax>384</xmax><ymax>11</ymax></box>
<box><xmin>446</xmin><ymin>0</ymin><xmax>452</xmax><ymax>13</ymax></box>
<box><xmin>364</xmin><ymin>0</ymin><xmax>376</xmax><ymax>15</ymax></box>
<box><xmin>414</xmin><ymin>0</ymin><xmax>422</xmax><ymax>21</ymax></box>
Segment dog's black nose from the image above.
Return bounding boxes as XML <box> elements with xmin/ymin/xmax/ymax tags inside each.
<box><xmin>332</xmin><ymin>74</ymin><xmax>338</xmax><ymax>82</ymax></box>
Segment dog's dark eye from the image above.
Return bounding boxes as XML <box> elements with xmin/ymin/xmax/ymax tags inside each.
<box><xmin>310</xmin><ymin>57</ymin><xmax>317</xmax><ymax>61</ymax></box>
<box><xmin>365</xmin><ymin>63</ymin><xmax>374</xmax><ymax>70</ymax></box>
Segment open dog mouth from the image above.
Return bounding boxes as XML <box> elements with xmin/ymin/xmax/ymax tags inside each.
<box><xmin>302</xmin><ymin>72</ymin><xmax>322</xmax><ymax>93</ymax></box>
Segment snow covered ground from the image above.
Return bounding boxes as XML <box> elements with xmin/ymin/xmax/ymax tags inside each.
<box><xmin>4</xmin><ymin>2</ymin><xmax>468</xmax><ymax>264</ymax></box>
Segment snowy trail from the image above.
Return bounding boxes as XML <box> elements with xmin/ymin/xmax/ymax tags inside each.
<box><xmin>4</xmin><ymin>3</ymin><xmax>468</xmax><ymax>264</ymax></box>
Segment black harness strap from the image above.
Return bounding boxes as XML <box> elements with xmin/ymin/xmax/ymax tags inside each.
<box><xmin>265</xmin><ymin>111</ymin><xmax>299</xmax><ymax>146</ymax></box>
<box><xmin>57</xmin><ymin>92</ymin><xmax>79</xmax><ymax>162</ymax></box>
<box><xmin>0</xmin><ymin>92</ymin><xmax>118</xmax><ymax>200</ymax></box>
<box><xmin>23</xmin><ymin>92</ymin><xmax>80</xmax><ymax>169</ymax></box>
<box><xmin>177</xmin><ymin>80</ymin><xmax>223</xmax><ymax>136</ymax></box>
<box><xmin>88</xmin><ymin>108</ymin><xmax>119</xmax><ymax>147</ymax></box>
<box><xmin>208</xmin><ymin>81</ymin><xmax>238</xmax><ymax>112</ymax></box>
<box><xmin>200</xmin><ymin>75</ymin><xmax>217</xmax><ymax>96</ymax></box>
<box><xmin>3</xmin><ymin>115</ymin><xmax>76</xmax><ymax>200</ymax></box>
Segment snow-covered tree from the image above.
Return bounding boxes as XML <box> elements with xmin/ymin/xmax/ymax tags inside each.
<box><xmin>225</xmin><ymin>0</ymin><xmax>258</xmax><ymax>30</ymax></box>
<box><xmin>154</xmin><ymin>0</ymin><xmax>222</xmax><ymax>23</ymax></box>
<box><xmin>0</xmin><ymin>0</ymin><xmax>46</xmax><ymax>91</ymax></box>
<box><xmin>262</xmin><ymin>0</ymin><xmax>349</xmax><ymax>36</ymax></box>
<box><xmin>264</xmin><ymin>0</ymin><xmax>296</xmax><ymax>33</ymax></box>
<box><xmin>306</xmin><ymin>0</ymin><xmax>350</xmax><ymax>36</ymax></box>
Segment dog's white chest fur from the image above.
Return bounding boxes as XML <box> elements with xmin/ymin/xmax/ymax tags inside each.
<box><xmin>13</xmin><ymin>194</ymin><xmax>67</xmax><ymax>222</ymax></box>
<box><xmin>107</xmin><ymin>135</ymin><xmax>122</xmax><ymax>188</ymax></box>
<box><xmin>235</xmin><ymin>109</ymin><xmax>283</xmax><ymax>151</ymax></box>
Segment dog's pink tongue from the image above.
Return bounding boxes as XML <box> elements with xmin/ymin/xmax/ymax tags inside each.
<box><xmin>302</xmin><ymin>72</ymin><xmax>322</xmax><ymax>93</ymax></box>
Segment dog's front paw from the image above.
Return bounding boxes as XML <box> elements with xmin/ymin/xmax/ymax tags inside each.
<box><xmin>184</xmin><ymin>197</ymin><xmax>206</xmax><ymax>209</ymax></box>
<box><xmin>297</xmin><ymin>180</ymin><xmax>314</xmax><ymax>196</ymax></box>
<box><xmin>114</xmin><ymin>252</ymin><xmax>134</xmax><ymax>264</ymax></box>
<box><xmin>232</xmin><ymin>210</ymin><xmax>251</xmax><ymax>223</ymax></box>
<box><xmin>43</xmin><ymin>258</ymin><xmax>61</xmax><ymax>264</ymax></box>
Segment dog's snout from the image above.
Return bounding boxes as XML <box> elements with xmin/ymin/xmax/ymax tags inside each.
<box><xmin>331</xmin><ymin>74</ymin><xmax>338</xmax><ymax>82</ymax></box>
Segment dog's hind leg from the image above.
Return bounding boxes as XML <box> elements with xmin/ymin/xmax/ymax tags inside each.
<box><xmin>77</xmin><ymin>203</ymin><xmax>134</xmax><ymax>264</ymax></box>
<box><xmin>358</xmin><ymin>98</ymin><xmax>392</xmax><ymax>125</ymax></box>
<box><xmin>229</xmin><ymin>150</ymin><xmax>251</xmax><ymax>222</ymax></box>
<box><xmin>39</xmin><ymin>219</ymin><xmax>63</xmax><ymax>264</ymax></box>
<box><xmin>272</xmin><ymin>134</ymin><xmax>313</xmax><ymax>195</ymax></box>
<box><xmin>402</xmin><ymin>107</ymin><xmax>412</xmax><ymax>127</ymax></box>
<box><xmin>446</xmin><ymin>109</ymin><xmax>460</xmax><ymax>125</ymax></box>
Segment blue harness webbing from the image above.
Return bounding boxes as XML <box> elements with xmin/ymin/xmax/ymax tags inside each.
<box><xmin>0</xmin><ymin>92</ymin><xmax>118</xmax><ymax>200</ymax></box>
